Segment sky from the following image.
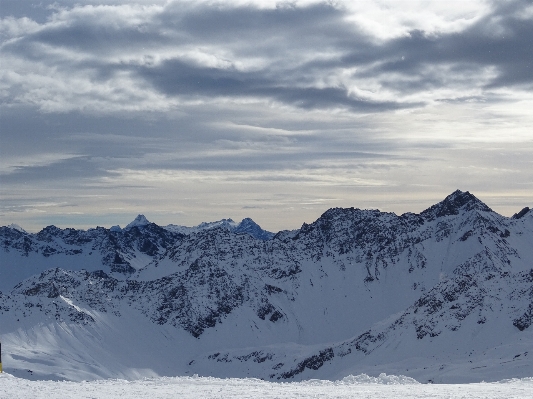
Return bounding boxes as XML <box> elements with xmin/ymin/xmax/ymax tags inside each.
<box><xmin>0</xmin><ymin>0</ymin><xmax>532</xmax><ymax>232</ymax></box>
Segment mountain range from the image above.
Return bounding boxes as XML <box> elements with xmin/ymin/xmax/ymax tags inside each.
<box><xmin>0</xmin><ymin>190</ymin><xmax>531</xmax><ymax>383</ymax></box>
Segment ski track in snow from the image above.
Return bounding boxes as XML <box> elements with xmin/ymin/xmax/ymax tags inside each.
<box><xmin>1</xmin><ymin>374</ymin><xmax>532</xmax><ymax>399</ymax></box>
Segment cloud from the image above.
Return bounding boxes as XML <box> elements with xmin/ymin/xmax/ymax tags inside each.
<box><xmin>0</xmin><ymin>2</ymin><xmax>528</xmax><ymax>114</ymax></box>
<box><xmin>1</xmin><ymin>0</ymin><xmax>530</xmax><ymax>116</ymax></box>
<box><xmin>0</xmin><ymin>156</ymin><xmax>113</xmax><ymax>183</ymax></box>
<box><xmin>0</xmin><ymin>0</ymin><xmax>532</xmax><ymax>231</ymax></box>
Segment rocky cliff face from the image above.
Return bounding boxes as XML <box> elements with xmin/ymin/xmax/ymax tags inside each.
<box><xmin>1</xmin><ymin>190</ymin><xmax>532</xmax><ymax>383</ymax></box>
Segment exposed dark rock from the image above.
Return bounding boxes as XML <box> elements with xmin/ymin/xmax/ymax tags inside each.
<box><xmin>279</xmin><ymin>348</ymin><xmax>334</xmax><ymax>379</ymax></box>
<box><xmin>512</xmin><ymin>207</ymin><xmax>530</xmax><ymax>219</ymax></box>
<box><xmin>513</xmin><ymin>303</ymin><xmax>533</xmax><ymax>331</ymax></box>
<box><xmin>421</xmin><ymin>190</ymin><xmax>492</xmax><ymax>221</ymax></box>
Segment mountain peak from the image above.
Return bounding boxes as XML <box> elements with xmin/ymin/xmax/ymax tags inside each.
<box><xmin>125</xmin><ymin>214</ymin><xmax>150</xmax><ymax>230</ymax></box>
<box><xmin>512</xmin><ymin>207</ymin><xmax>530</xmax><ymax>219</ymax></box>
<box><xmin>421</xmin><ymin>190</ymin><xmax>492</xmax><ymax>220</ymax></box>
<box><xmin>197</xmin><ymin>218</ymin><xmax>235</xmax><ymax>228</ymax></box>
<box><xmin>7</xmin><ymin>223</ymin><xmax>27</xmax><ymax>233</ymax></box>
<box><xmin>237</xmin><ymin>217</ymin><xmax>257</xmax><ymax>227</ymax></box>
<box><xmin>234</xmin><ymin>218</ymin><xmax>274</xmax><ymax>240</ymax></box>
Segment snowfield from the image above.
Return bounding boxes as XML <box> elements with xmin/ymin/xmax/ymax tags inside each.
<box><xmin>1</xmin><ymin>373</ymin><xmax>532</xmax><ymax>399</ymax></box>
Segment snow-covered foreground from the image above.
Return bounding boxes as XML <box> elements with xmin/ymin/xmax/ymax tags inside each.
<box><xmin>1</xmin><ymin>373</ymin><xmax>532</xmax><ymax>399</ymax></box>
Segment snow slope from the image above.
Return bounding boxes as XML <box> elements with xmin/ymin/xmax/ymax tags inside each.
<box><xmin>1</xmin><ymin>373</ymin><xmax>532</xmax><ymax>399</ymax></box>
<box><xmin>0</xmin><ymin>190</ymin><xmax>532</xmax><ymax>383</ymax></box>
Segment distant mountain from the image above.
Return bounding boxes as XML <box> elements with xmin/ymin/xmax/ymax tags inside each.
<box><xmin>164</xmin><ymin>217</ymin><xmax>274</xmax><ymax>240</ymax></box>
<box><xmin>124</xmin><ymin>214</ymin><xmax>150</xmax><ymax>230</ymax></box>
<box><xmin>0</xmin><ymin>191</ymin><xmax>531</xmax><ymax>383</ymax></box>
<box><xmin>5</xmin><ymin>224</ymin><xmax>26</xmax><ymax>233</ymax></box>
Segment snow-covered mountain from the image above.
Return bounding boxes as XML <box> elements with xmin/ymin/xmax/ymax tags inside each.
<box><xmin>163</xmin><ymin>217</ymin><xmax>275</xmax><ymax>240</ymax></box>
<box><xmin>0</xmin><ymin>190</ymin><xmax>531</xmax><ymax>383</ymax></box>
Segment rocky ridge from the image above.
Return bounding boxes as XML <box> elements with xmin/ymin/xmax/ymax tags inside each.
<box><xmin>0</xmin><ymin>190</ymin><xmax>532</xmax><ymax>383</ymax></box>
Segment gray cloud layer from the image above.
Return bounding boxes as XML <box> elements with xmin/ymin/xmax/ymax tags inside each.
<box><xmin>1</xmin><ymin>0</ymin><xmax>532</xmax><ymax>230</ymax></box>
<box><xmin>4</xmin><ymin>0</ymin><xmax>532</xmax><ymax>112</ymax></box>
